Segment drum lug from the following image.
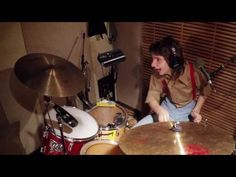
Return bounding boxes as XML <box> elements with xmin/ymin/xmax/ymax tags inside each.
<box><xmin>68</xmin><ymin>142</ymin><xmax>74</xmax><ymax>152</ymax></box>
<box><xmin>40</xmin><ymin>146</ymin><xmax>45</xmax><ymax>153</ymax></box>
<box><xmin>43</xmin><ymin>131</ymin><xmax>49</xmax><ymax>138</ymax></box>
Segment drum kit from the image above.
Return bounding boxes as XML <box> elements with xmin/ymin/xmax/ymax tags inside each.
<box><xmin>14</xmin><ymin>53</ymin><xmax>128</xmax><ymax>155</ymax></box>
<box><xmin>14</xmin><ymin>53</ymin><xmax>236</xmax><ymax>155</ymax></box>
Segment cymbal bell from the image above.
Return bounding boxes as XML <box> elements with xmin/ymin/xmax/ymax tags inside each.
<box><xmin>119</xmin><ymin>122</ymin><xmax>235</xmax><ymax>155</ymax></box>
<box><xmin>14</xmin><ymin>53</ymin><xmax>85</xmax><ymax>97</ymax></box>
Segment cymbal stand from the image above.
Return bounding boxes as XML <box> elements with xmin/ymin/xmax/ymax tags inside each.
<box><xmin>43</xmin><ymin>96</ymin><xmax>56</xmax><ymax>134</ymax></box>
<box><xmin>56</xmin><ymin>113</ymin><xmax>67</xmax><ymax>155</ymax></box>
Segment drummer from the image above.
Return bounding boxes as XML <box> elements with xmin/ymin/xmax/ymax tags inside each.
<box><xmin>133</xmin><ymin>36</ymin><xmax>212</xmax><ymax>128</ymax></box>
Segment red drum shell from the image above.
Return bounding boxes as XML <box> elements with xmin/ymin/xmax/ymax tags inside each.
<box><xmin>41</xmin><ymin>106</ymin><xmax>99</xmax><ymax>155</ymax></box>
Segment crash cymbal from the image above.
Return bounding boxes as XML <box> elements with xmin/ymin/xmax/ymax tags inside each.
<box><xmin>119</xmin><ymin>122</ymin><xmax>235</xmax><ymax>155</ymax></box>
<box><xmin>14</xmin><ymin>53</ymin><xmax>85</xmax><ymax>97</ymax></box>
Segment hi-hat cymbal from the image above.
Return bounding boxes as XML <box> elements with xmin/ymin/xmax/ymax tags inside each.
<box><xmin>119</xmin><ymin>122</ymin><xmax>235</xmax><ymax>155</ymax></box>
<box><xmin>14</xmin><ymin>53</ymin><xmax>85</xmax><ymax>97</ymax></box>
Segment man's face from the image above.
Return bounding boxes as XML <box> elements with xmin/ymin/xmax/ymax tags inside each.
<box><xmin>151</xmin><ymin>54</ymin><xmax>170</xmax><ymax>75</ymax></box>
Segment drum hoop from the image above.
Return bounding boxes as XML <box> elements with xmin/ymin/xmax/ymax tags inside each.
<box><xmin>99</xmin><ymin>125</ymin><xmax>125</xmax><ymax>131</ymax></box>
<box><xmin>80</xmin><ymin>139</ymin><xmax>118</xmax><ymax>155</ymax></box>
<box><xmin>46</xmin><ymin>125</ymin><xmax>99</xmax><ymax>142</ymax></box>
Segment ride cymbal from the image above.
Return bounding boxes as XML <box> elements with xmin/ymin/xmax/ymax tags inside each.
<box><xmin>119</xmin><ymin>122</ymin><xmax>235</xmax><ymax>155</ymax></box>
<box><xmin>14</xmin><ymin>53</ymin><xmax>85</xmax><ymax>97</ymax></box>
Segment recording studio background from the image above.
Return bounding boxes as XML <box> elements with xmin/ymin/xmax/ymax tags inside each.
<box><xmin>0</xmin><ymin>22</ymin><xmax>235</xmax><ymax>154</ymax></box>
<box><xmin>0</xmin><ymin>22</ymin><xmax>142</xmax><ymax>154</ymax></box>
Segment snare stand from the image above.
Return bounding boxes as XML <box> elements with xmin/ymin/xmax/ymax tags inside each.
<box><xmin>56</xmin><ymin>113</ymin><xmax>67</xmax><ymax>155</ymax></box>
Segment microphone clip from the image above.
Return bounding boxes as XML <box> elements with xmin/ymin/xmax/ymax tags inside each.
<box><xmin>53</xmin><ymin>104</ymin><xmax>78</xmax><ymax>128</ymax></box>
<box><xmin>208</xmin><ymin>80</ymin><xmax>216</xmax><ymax>93</ymax></box>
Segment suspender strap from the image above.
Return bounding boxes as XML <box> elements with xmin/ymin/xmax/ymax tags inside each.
<box><xmin>189</xmin><ymin>63</ymin><xmax>196</xmax><ymax>100</ymax></box>
<box><xmin>161</xmin><ymin>79</ymin><xmax>169</xmax><ymax>96</ymax></box>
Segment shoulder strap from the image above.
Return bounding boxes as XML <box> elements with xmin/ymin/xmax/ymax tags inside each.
<box><xmin>189</xmin><ymin>63</ymin><xmax>196</xmax><ymax>100</ymax></box>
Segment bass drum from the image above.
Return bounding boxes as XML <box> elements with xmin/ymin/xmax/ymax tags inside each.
<box><xmin>41</xmin><ymin>106</ymin><xmax>99</xmax><ymax>155</ymax></box>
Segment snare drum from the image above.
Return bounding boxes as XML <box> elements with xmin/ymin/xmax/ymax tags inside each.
<box><xmin>41</xmin><ymin>106</ymin><xmax>99</xmax><ymax>155</ymax></box>
<box><xmin>88</xmin><ymin>105</ymin><xmax>128</xmax><ymax>142</ymax></box>
<box><xmin>80</xmin><ymin>140</ymin><xmax>124</xmax><ymax>155</ymax></box>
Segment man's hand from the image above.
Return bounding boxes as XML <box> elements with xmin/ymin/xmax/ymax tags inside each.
<box><xmin>156</xmin><ymin>106</ymin><xmax>170</xmax><ymax>122</ymax></box>
<box><xmin>190</xmin><ymin>95</ymin><xmax>207</xmax><ymax>123</ymax></box>
<box><xmin>149</xmin><ymin>99</ymin><xmax>170</xmax><ymax>122</ymax></box>
<box><xmin>190</xmin><ymin>110</ymin><xmax>202</xmax><ymax>123</ymax></box>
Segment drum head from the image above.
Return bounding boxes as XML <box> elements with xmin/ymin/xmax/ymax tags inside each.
<box><xmin>88</xmin><ymin>105</ymin><xmax>127</xmax><ymax>127</ymax></box>
<box><xmin>80</xmin><ymin>140</ymin><xmax>124</xmax><ymax>155</ymax></box>
<box><xmin>46</xmin><ymin>106</ymin><xmax>99</xmax><ymax>140</ymax></box>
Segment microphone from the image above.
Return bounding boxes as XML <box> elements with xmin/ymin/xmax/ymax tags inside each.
<box><xmin>44</xmin><ymin>97</ymin><xmax>78</xmax><ymax>127</ymax></box>
<box><xmin>195</xmin><ymin>59</ymin><xmax>216</xmax><ymax>92</ymax></box>
<box><xmin>52</xmin><ymin>103</ymin><xmax>78</xmax><ymax>128</ymax></box>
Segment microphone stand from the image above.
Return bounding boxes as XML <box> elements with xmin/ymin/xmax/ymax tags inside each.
<box><xmin>44</xmin><ymin>96</ymin><xmax>68</xmax><ymax>155</ymax></box>
<box><xmin>65</xmin><ymin>36</ymin><xmax>79</xmax><ymax>107</ymax></box>
<box><xmin>79</xmin><ymin>32</ymin><xmax>94</xmax><ymax>110</ymax></box>
<box><xmin>109</xmin><ymin>64</ymin><xmax>117</xmax><ymax>101</ymax></box>
<box><xmin>56</xmin><ymin>113</ymin><xmax>67</xmax><ymax>155</ymax></box>
<box><xmin>81</xmin><ymin>32</ymin><xmax>89</xmax><ymax>101</ymax></box>
<box><xmin>210</xmin><ymin>64</ymin><xmax>224</xmax><ymax>80</ymax></box>
<box><xmin>208</xmin><ymin>58</ymin><xmax>234</xmax><ymax>91</ymax></box>
<box><xmin>43</xmin><ymin>96</ymin><xmax>56</xmax><ymax>134</ymax></box>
